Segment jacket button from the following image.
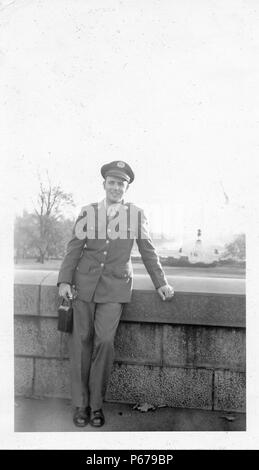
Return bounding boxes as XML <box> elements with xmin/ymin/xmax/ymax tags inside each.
<box><xmin>103</xmin><ymin>251</ymin><xmax>107</xmax><ymax>255</ymax></box>
<box><xmin>100</xmin><ymin>263</ymin><xmax>104</xmax><ymax>267</ymax></box>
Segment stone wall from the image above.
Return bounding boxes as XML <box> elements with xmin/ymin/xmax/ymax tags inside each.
<box><xmin>14</xmin><ymin>271</ymin><xmax>246</xmax><ymax>412</ymax></box>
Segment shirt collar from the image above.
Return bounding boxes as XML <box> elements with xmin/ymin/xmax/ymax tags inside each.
<box><xmin>101</xmin><ymin>198</ymin><xmax>125</xmax><ymax>209</ymax></box>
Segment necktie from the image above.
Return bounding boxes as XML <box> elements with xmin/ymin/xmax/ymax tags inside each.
<box><xmin>107</xmin><ymin>203</ymin><xmax>120</xmax><ymax>219</ymax></box>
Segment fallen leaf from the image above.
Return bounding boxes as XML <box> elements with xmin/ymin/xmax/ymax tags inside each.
<box><xmin>133</xmin><ymin>403</ymin><xmax>156</xmax><ymax>412</ymax></box>
<box><xmin>221</xmin><ymin>415</ymin><xmax>236</xmax><ymax>422</ymax></box>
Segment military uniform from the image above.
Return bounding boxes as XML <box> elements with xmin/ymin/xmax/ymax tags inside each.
<box><xmin>57</xmin><ymin>161</ymin><xmax>168</xmax><ymax>413</ymax></box>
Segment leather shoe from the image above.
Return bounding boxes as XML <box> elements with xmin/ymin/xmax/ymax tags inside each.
<box><xmin>90</xmin><ymin>409</ymin><xmax>105</xmax><ymax>427</ymax></box>
<box><xmin>73</xmin><ymin>406</ymin><xmax>90</xmax><ymax>427</ymax></box>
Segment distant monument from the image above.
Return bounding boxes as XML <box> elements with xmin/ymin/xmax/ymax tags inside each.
<box><xmin>133</xmin><ymin>228</ymin><xmax>218</xmax><ymax>267</ymax></box>
<box><xmin>189</xmin><ymin>229</ymin><xmax>204</xmax><ymax>262</ymax></box>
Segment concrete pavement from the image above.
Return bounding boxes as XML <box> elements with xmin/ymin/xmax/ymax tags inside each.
<box><xmin>15</xmin><ymin>397</ymin><xmax>246</xmax><ymax>432</ymax></box>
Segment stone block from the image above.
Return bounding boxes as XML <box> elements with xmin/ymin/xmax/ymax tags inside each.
<box><xmin>122</xmin><ymin>291</ymin><xmax>245</xmax><ymax>327</ymax></box>
<box><xmin>14</xmin><ymin>317</ymin><xmax>69</xmax><ymax>358</ymax></box>
<box><xmin>214</xmin><ymin>370</ymin><xmax>246</xmax><ymax>412</ymax></box>
<box><xmin>40</xmin><ymin>285</ymin><xmax>60</xmax><ymax>317</ymax></box>
<box><xmin>162</xmin><ymin>367</ymin><xmax>213</xmax><ymax>410</ymax></box>
<box><xmin>14</xmin><ymin>284</ymin><xmax>39</xmax><ymax>316</ymax></box>
<box><xmin>106</xmin><ymin>363</ymin><xmax>164</xmax><ymax>406</ymax></box>
<box><xmin>14</xmin><ymin>357</ymin><xmax>34</xmax><ymax>396</ymax></box>
<box><xmin>34</xmin><ymin>358</ymin><xmax>71</xmax><ymax>398</ymax></box>
<box><xmin>14</xmin><ymin>317</ymin><xmax>39</xmax><ymax>356</ymax></box>
<box><xmin>163</xmin><ymin>325</ymin><xmax>245</xmax><ymax>369</ymax></box>
<box><xmin>107</xmin><ymin>363</ymin><xmax>213</xmax><ymax>409</ymax></box>
<box><xmin>114</xmin><ymin>323</ymin><xmax>162</xmax><ymax>364</ymax></box>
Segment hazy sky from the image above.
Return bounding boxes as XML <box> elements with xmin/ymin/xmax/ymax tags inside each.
<box><xmin>2</xmin><ymin>0</ymin><xmax>258</xmax><ymax>246</ymax></box>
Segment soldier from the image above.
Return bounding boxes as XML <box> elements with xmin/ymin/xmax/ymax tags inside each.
<box><xmin>58</xmin><ymin>161</ymin><xmax>174</xmax><ymax>428</ymax></box>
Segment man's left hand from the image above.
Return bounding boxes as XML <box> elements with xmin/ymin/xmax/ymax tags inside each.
<box><xmin>157</xmin><ymin>284</ymin><xmax>174</xmax><ymax>301</ymax></box>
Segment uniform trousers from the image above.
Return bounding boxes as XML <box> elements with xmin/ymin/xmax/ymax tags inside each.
<box><xmin>69</xmin><ymin>298</ymin><xmax>122</xmax><ymax>411</ymax></box>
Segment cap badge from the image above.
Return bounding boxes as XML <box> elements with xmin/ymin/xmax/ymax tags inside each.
<box><xmin>117</xmin><ymin>161</ymin><xmax>125</xmax><ymax>168</ymax></box>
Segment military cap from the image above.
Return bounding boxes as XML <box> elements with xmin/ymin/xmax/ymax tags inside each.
<box><xmin>101</xmin><ymin>160</ymin><xmax>135</xmax><ymax>184</ymax></box>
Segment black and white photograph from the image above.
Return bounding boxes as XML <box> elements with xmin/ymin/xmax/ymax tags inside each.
<box><xmin>1</xmin><ymin>0</ymin><xmax>259</xmax><ymax>453</ymax></box>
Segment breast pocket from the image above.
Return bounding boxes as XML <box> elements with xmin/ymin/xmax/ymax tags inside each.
<box><xmin>117</xmin><ymin>227</ymin><xmax>136</xmax><ymax>240</ymax></box>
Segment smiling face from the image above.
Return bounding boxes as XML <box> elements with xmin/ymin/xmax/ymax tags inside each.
<box><xmin>103</xmin><ymin>175</ymin><xmax>129</xmax><ymax>205</ymax></box>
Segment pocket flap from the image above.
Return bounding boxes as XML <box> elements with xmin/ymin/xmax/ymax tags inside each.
<box><xmin>76</xmin><ymin>258</ymin><xmax>92</xmax><ymax>274</ymax></box>
<box><xmin>112</xmin><ymin>264</ymin><xmax>133</xmax><ymax>279</ymax></box>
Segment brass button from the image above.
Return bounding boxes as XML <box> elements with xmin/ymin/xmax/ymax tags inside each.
<box><xmin>100</xmin><ymin>263</ymin><xmax>104</xmax><ymax>267</ymax></box>
<box><xmin>103</xmin><ymin>251</ymin><xmax>107</xmax><ymax>255</ymax></box>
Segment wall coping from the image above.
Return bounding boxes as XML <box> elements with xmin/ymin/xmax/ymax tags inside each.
<box><xmin>14</xmin><ymin>270</ymin><xmax>245</xmax><ymax>328</ymax></box>
<box><xmin>14</xmin><ymin>269</ymin><xmax>245</xmax><ymax>296</ymax></box>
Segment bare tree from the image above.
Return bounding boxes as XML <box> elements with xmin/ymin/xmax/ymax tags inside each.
<box><xmin>33</xmin><ymin>174</ymin><xmax>75</xmax><ymax>263</ymax></box>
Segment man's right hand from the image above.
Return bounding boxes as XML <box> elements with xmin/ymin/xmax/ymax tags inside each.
<box><xmin>58</xmin><ymin>283</ymin><xmax>73</xmax><ymax>300</ymax></box>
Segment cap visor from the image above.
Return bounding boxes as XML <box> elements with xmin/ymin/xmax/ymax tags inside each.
<box><xmin>104</xmin><ymin>169</ymin><xmax>130</xmax><ymax>182</ymax></box>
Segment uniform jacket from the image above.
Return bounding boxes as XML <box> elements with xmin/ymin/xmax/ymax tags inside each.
<box><xmin>57</xmin><ymin>200</ymin><xmax>167</xmax><ymax>303</ymax></box>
